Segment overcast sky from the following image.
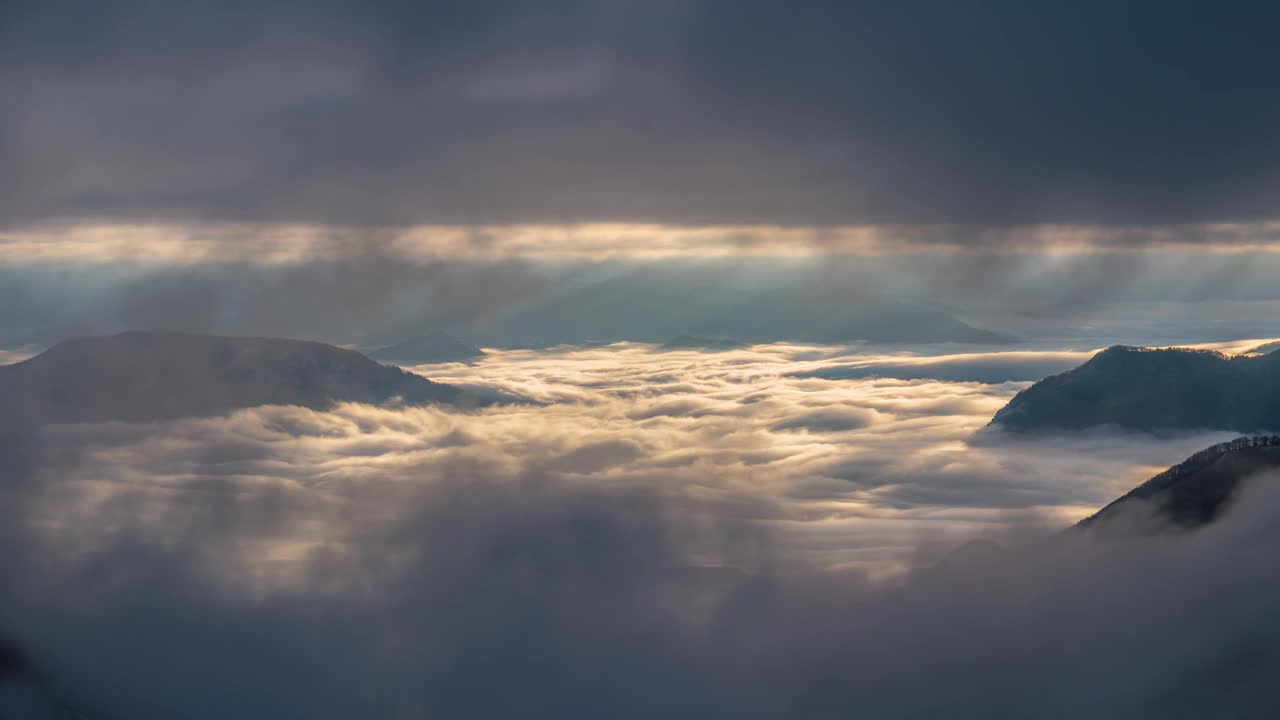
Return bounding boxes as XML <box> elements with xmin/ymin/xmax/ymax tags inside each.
<box><xmin>3</xmin><ymin>0</ymin><xmax>1280</xmax><ymax>255</ymax></box>
<box><xmin>4</xmin><ymin>1</ymin><xmax>1280</xmax><ymax>344</ymax></box>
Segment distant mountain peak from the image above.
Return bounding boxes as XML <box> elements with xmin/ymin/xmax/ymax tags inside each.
<box><xmin>991</xmin><ymin>344</ymin><xmax>1280</xmax><ymax>434</ymax></box>
<box><xmin>371</xmin><ymin>331</ymin><xmax>485</xmax><ymax>364</ymax></box>
<box><xmin>660</xmin><ymin>335</ymin><xmax>746</xmax><ymax>351</ymax></box>
<box><xmin>1093</xmin><ymin>344</ymin><xmax>1224</xmax><ymax>359</ymax></box>
<box><xmin>0</xmin><ymin>331</ymin><xmax>498</xmax><ymax>424</ymax></box>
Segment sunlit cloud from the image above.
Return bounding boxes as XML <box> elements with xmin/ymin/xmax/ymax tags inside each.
<box><xmin>0</xmin><ymin>348</ymin><xmax>36</xmax><ymax>365</ymax></box>
<box><xmin>6</xmin><ymin>339</ymin><xmax>1278</xmax><ymax>717</ymax></box>
<box><xmin>20</xmin><ymin>341</ymin><xmax>1241</xmax><ymax>576</ymax></box>
<box><xmin>5</xmin><ymin>221</ymin><xmax>1280</xmax><ymax>264</ymax></box>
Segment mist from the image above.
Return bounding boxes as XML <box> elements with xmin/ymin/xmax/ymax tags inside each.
<box><xmin>6</xmin><ymin>252</ymin><xmax>1280</xmax><ymax>349</ymax></box>
<box><xmin>2</xmin><ymin>402</ymin><xmax>1278</xmax><ymax>718</ymax></box>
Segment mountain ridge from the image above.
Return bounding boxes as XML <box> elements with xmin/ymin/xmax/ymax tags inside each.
<box><xmin>991</xmin><ymin>345</ymin><xmax>1280</xmax><ymax>433</ymax></box>
<box><xmin>0</xmin><ymin>331</ymin><xmax>492</xmax><ymax>424</ymax></box>
<box><xmin>371</xmin><ymin>331</ymin><xmax>485</xmax><ymax>364</ymax></box>
<box><xmin>1077</xmin><ymin>435</ymin><xmax>1280</xmax><ymax>531</ymax></box>
<box><xmin>659</xmin><ymin>335</ymin><xmax>747</xmax><ymax>351</ymax></box>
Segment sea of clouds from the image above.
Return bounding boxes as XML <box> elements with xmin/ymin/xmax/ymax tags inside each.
<box><xmin>1</xmin><ymin>341</ymin><xmax>1277</xmax><ymax>718</ymax></box>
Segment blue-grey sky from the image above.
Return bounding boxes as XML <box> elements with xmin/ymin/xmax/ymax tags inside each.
<box><xmin>4</xmin><ymin>1</ymin><xmax>1280</xmax><ymax>345</ymax></box>
<box><xmin>3</xmin><ymin>0</ymin><xmax>1279</xmax><ymax>235</ymax></box>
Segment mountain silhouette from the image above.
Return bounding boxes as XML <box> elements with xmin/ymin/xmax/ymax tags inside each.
<box><xmin>659</xmin><ymin>335</ymin><xmax>746</xmax><ymax>351</ymax></box>
<box><xmin>991</xmin><ymin>345</ymin><xmax>1280</xmax><ymax>433</ymax></box>
<box><xmin>371</xmin><ymin>331</ymin><xmax>485</xmax><ymax>364</ymax></box>
<box><xmin>455</xmin><ymin>288</ymin><xmax>1011</xmax><ymax>347</ymax></box>
<box><xmin>0</xmin><ymin>331</ymin><xmax>488</xmax><ymax>424</ymax></box>
<box><xmin>1078</xmin><ymin>436</ymin><xmax>1280</xmax><ymax>532</ymax></box>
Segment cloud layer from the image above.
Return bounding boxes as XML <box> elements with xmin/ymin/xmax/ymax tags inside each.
<box><xmin>4</xmin><ymin>1</ymin><xmax>1279</xmax><ymax>230</ymax></box>
<box><xmin>9</xmin><ymin>342</ymin><xmax>1240</xmax><ymax>569</ymax></box>
<box><xmin>2</xmin><ymin>394</ymin><xmax>1279</xmax><ymax>716</ymax></box>
<box><xmin>4</xmin><ymin>341</ymin><xmax>1280</xmax><ymax>716</ymax></box>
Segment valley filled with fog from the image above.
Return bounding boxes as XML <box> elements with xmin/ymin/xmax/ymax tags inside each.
<box><xmin>13</xmin><ymin>340</ymin><xmax>1254</xmax><ymax>578</ymax></box>
<box><xmin>6</xmin><ymin>337</ymin><xmax>1280</xmax><ymax>718</ymax></box>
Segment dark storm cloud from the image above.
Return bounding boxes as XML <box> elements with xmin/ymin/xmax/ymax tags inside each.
<box><xmin>3</xmin><ymin>0</ymin><xmax>1279</xmax><ymax>230</ymax></box>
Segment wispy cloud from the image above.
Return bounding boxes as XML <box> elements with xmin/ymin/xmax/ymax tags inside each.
<box><xmin>6</xmin><ymin>221</ymin><xmax>1280</xmax><ymax>263</ymax></box>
